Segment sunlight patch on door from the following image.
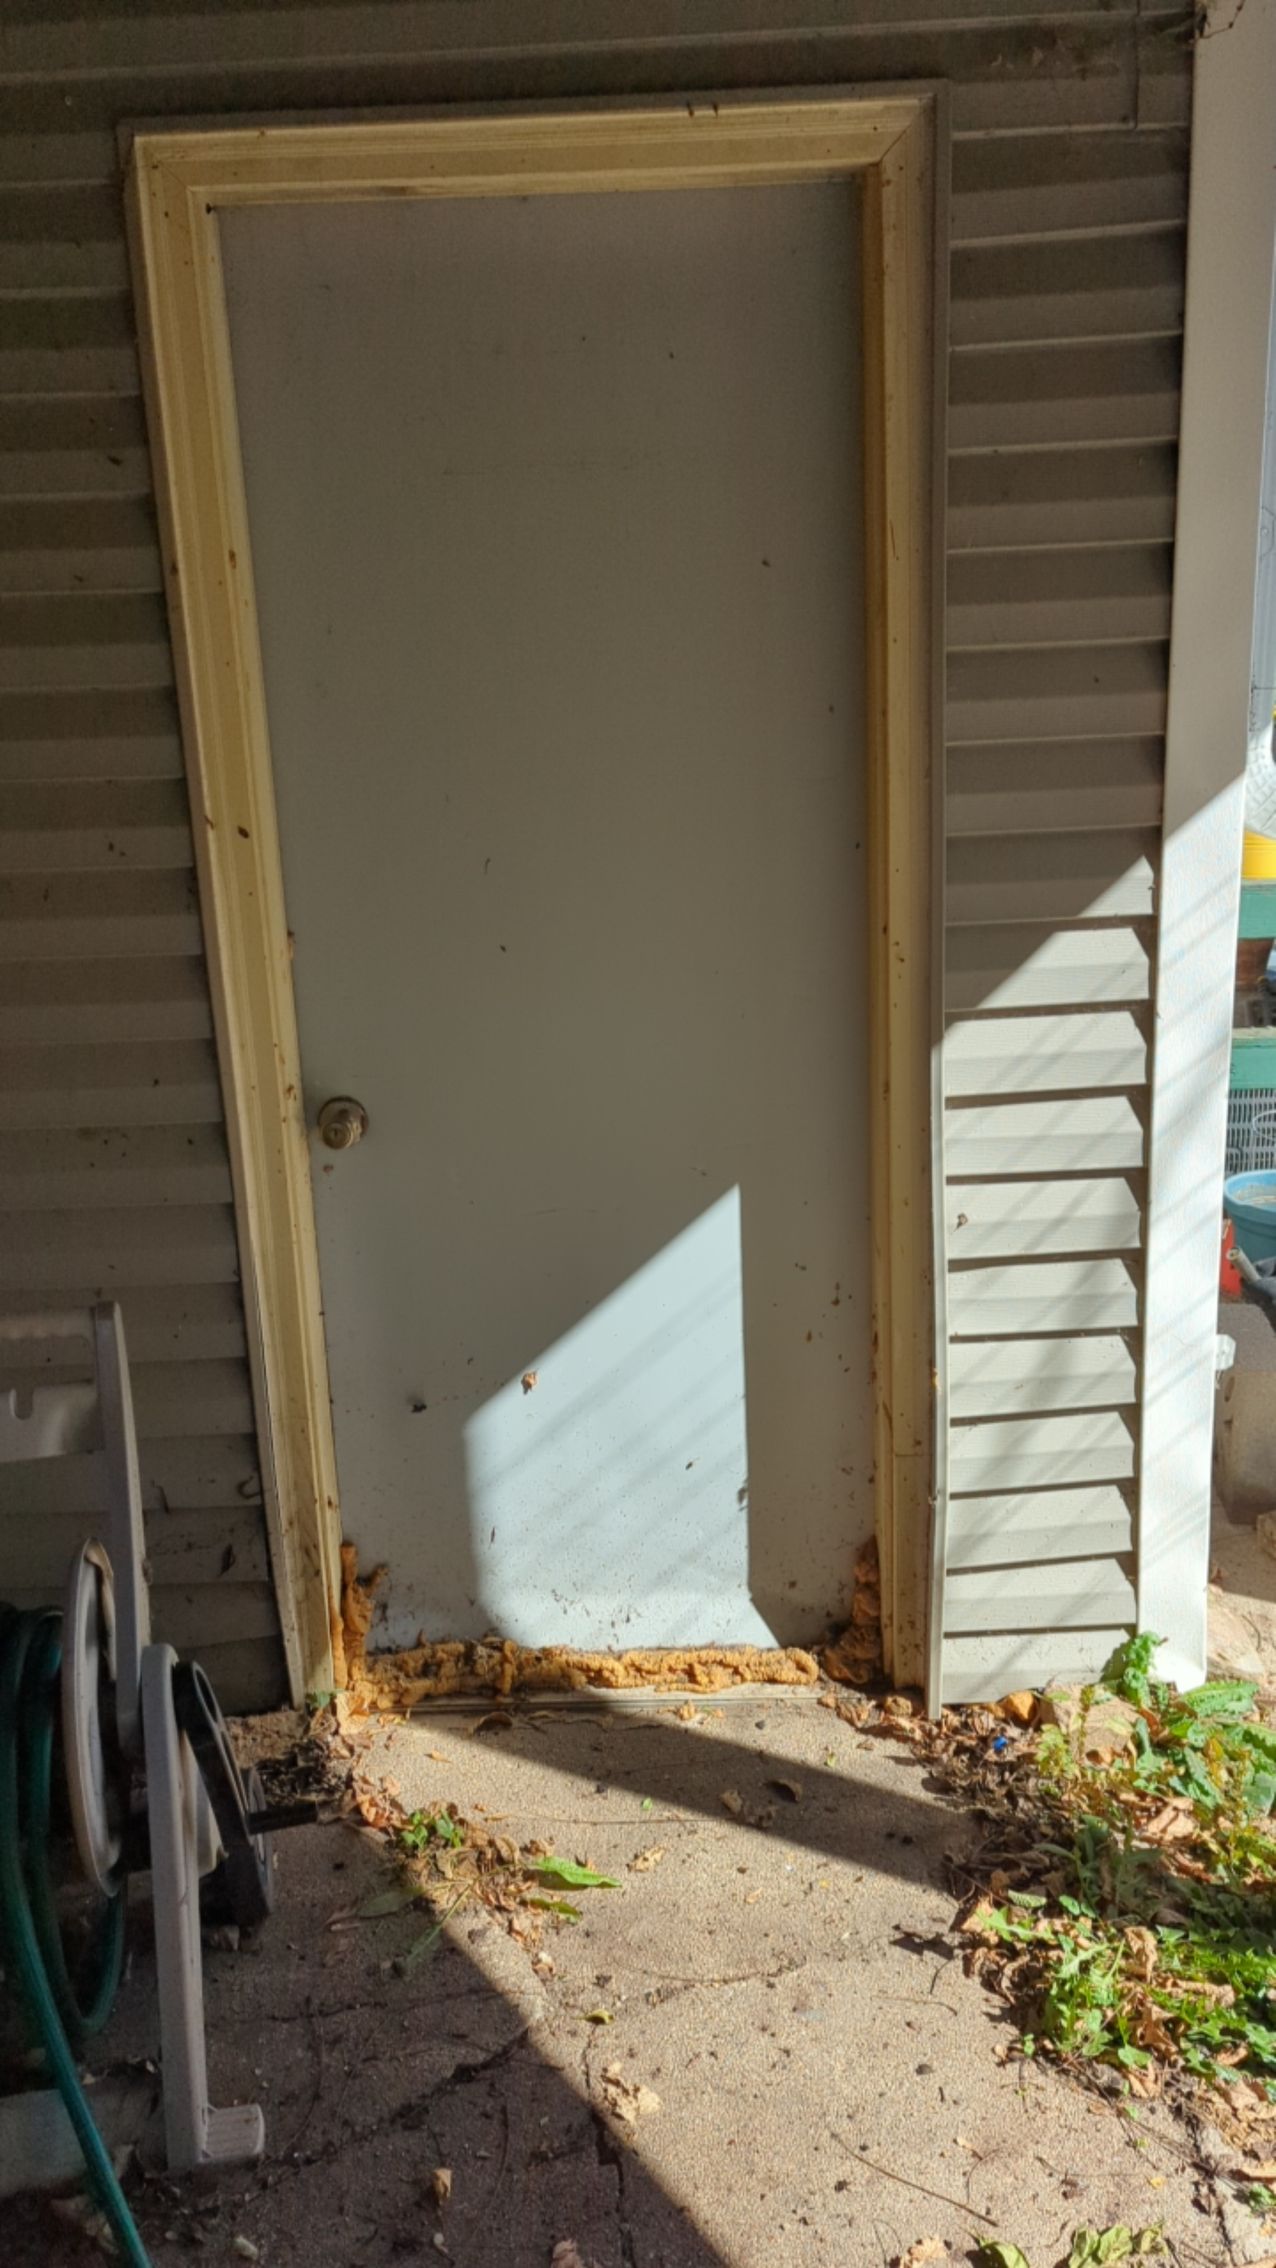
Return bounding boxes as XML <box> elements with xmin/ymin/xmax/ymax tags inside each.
<box><xmin>462</xmin><ymin>1189</ymin><xmax>776</xmax><ymax>1648</ymax></box>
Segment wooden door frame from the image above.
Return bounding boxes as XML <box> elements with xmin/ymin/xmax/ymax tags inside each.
<box><xmin>125</xmin><ymin>93</ymin><xmax>945</xmax><ymax>1706</ymax></box>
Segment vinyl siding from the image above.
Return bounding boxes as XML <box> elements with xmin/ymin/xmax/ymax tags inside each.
<box><xmin>0</xmin><ymin>1</ymin><xmax>1192</xmax><ymax>1709</ymax></box>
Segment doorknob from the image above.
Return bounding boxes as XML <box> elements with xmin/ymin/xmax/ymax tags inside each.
<box><xmin>317</xmin><ymin>1096</ymin><xmax>368</xmax><ymax>1151</ymax></box>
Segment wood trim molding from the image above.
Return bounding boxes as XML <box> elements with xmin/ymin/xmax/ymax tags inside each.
<box><xmin>1137</xmin><ymin>0</ymin><xmax>1276</xmax><ymax>1690</ymax></box>
<box><xmin>125</xmin><ymin>95</ymin><xmax>941</xmax><ymax>1703</ymax></box>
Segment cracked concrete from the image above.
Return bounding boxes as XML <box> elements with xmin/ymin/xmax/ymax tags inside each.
<box><xmin>10</xmin><ymin>1695</ymin><xmax>1271</xmax><ymax>2266</ymax></box>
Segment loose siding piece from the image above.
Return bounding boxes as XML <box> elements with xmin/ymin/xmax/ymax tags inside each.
<box><xmin>0</xmin><ymin>3</ymin><xmax>1192</xmax><ymax>1708</ymax></box>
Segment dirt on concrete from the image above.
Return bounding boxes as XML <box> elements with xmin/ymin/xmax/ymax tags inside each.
<box><xmin>9</xmin><ymin>1692</ymin><xmax>1269</xmax><ymax>2268</ymax></box>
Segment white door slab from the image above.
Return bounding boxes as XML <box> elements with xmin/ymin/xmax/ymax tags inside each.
<box><xmin>221</xmin><ymin>182</ymin><xmax>870</xmax><ymax>1653</ymax></box>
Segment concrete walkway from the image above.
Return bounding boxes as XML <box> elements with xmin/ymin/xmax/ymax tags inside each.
<box><xmin>23</xmin><ymin>1691</ymin><xmax>1257</xmax><ymax>2268</ymax></box>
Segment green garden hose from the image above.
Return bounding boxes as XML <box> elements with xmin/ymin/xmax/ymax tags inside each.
<box><xmin>0</xmin><ymin>1604</ymin><xmax>153</xmax><ymax>2268</ymax></box>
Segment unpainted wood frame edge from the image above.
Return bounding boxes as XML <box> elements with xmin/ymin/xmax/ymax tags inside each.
<box><xmin>127</xmin><ymin>93</ymin><xmax>938</xmax><ymax>1700</ymax></box>
<box><xmin>127</xmin><ymin>151</ymin><xmax>342</xmax><ymax>1703</ymax></box>
<box><xmin>132</xmin><ymin>96</ymin><xmax>924</xmax><ymax>202</ymax></box>
<box><xmin>862</xmin><ymin>111</ymin><xmax>937</xmax><ymax>1693</ymax></box>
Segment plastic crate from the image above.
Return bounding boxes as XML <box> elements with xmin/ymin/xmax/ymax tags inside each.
<box><xmin>1226</xmin><ymin>1086</ymin><xmax>1276</xmax><ymax>1176</ymax></box>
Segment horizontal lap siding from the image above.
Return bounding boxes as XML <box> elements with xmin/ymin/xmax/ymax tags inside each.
<box><xmin>0</xmin><ymin>81</ymin><xmax>282</xmax><ymax>1704</ymax></box>
<box><xmin>941</xmin><ymin>39</ymin><xmax>1190</xmax><ymax>1699</ymax></box>
<box><xmin>0</xmin><ymin>1</ymin><xmax>1191</xmax><ymax>1710</ymax></box>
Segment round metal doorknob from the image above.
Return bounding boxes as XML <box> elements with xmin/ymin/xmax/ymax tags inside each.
<box><xmin>317</xmin><ymin>1096</ymin><xmax>368</xmax><ymax>1151</ymax></box>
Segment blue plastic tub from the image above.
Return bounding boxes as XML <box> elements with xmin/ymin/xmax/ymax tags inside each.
<box><xmin>1225</xmin><ymin>1170</ymin><xmax>1276</xmax><ymax>1263</ymax></box>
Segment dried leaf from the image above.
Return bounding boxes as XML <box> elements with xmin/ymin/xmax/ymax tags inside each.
<box><xmin>1143</xmin><ymin>1800</ymin><xmax>1197</xmax><ymax>1844</ymax></box>
<box><xmin>357</xmin><ymin>1883</ymin><xmax>419</xmax><ymax>1919</ymax></box>
<box><xmin>720</xmin><ymin>1788</ymin><xmax>745</xmax><ymax>1816</ymax></box>
<box><xmin>431</xmin><ymin>2168</ymin><xmax>453</xmax><ymax>2205</ymax></box>
<box><xmin>629</xmin><ymin>1846</ymin><xmax>665</xmax><ymax>1872</ymax></box>
<box><xmin>583</xmin><ymin>2007</ymin><xmax>614</xmax><ymax>2024</ymax></box>
<box><xmin>766</xmin><ymin>1777</ymin><xmax>803</xmax><ymax>1803</ymax></box>
<box><xmin>998</xmin><ymin>1691</ymin><xmax>1037</xmax><ymax>1726</ymax></box>
<box><xmin>896</xmin><ymin>2241</ymin><xmax>949</xmax><ymax>2268</ymax></box>
<box><xmin>521</xmin><ymin>1370</ymin><xmax>539</xmax><ymax>1393</ymax></box>
<box><xmin>1123</xmin><ymin>1927</ymin><xmax>1158</xmax><ymax>1983</ymax></box>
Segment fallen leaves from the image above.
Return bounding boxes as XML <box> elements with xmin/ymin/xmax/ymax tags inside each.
<box><xmin>895</xmin><ymin>2241</ymin><xmax>949</xmax><ymax>2268</ymax></box>
<box><xmin>628</xmin><ymin>1846</ymin><xmax>665</xmax><ymax>1872</ymax></box>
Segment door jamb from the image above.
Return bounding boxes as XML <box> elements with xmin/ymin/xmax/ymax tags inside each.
<box><xmin>126</xmin><ymin>94</ymin><xmax>942</xmax><ymax>1704</ymax></box>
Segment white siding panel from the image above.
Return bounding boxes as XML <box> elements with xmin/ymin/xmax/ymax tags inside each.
<box><xmin>945</xmin><ymin>925</ymin><xmax>1151</xmax><ymax>1013</ymax></box>
<box><xmin>0</xmin><ymin>3</ymin><xmax>1166</xmax><ymax>78</ymax></box>
<box><xmin>0</xmin><ymin>135</ymin><xmax>121</xmax><ymax>188</ymax></box>
<box><xmin>949</xmin><ymin>1334</ymin><xmax>1136</xmax><ymax>1419</ymax></box>
<box><xmin>947</xmin><ymin>740</ymin><xmax>1163</xmax><ymax>837</ymax></box>
<box><xmin>947</xmin><ymin>554</ymin><xmax>1172</xmax><ymax>655</ymax></box>
<box><xmin>946</xmin><ymin>834</ymin><xmax>1156</xmax><ymax>925</ymax></box>
<box><xmin>0</xmin><ymin>873</ymin><xmax>203</xmax><ymax>962</ymax></box>
<box><xmin>944</xmin><ymin>1557</ymin><xmax>1136</xmax><ymax>1634</ymax></box>
<box><xmin>944</xmin><ymin>1094</ymin><xmax>1145</xmax><ymax>1177</ymax></box>
<box><xmin>949</xmin><ymin>336</ymin><xmax>1181</xmax><ymax>451</ymax></box>
<box><xmin>0</xmin><ymin>1039</ymin><xmax>221</xmax><ymax>1125</ymax></box>
<box><xmin>951</xmin><ymin>130</ymin><xmax>1188</xmax><ymax>244</ymax></box>
<box><xmin>946</xmin><ymin>1483</ymin><xmax>1134</xmax><ymax>1568</ymax></box>
<box><xmin>0</xmin><ymin>497</ymin><xmax>160</xmax><ymax>594</ymax></box>
<box><xmin>1</xmin><ymin>1500</ymin><xmax>268</xmax><ymax>1590</ymax></box>
<box><xmin>948</xmin><ymin>442</ymin><xmax>1177</xmax><ymax>551</ymax></box>
<box><xmin>946</xmin><ymin>1176</ymin><xmax>1142</xmax><ymax>1260</ymax></box>
<box><xmin>0</xmin><ymin>1124</ymin><xmax>231</xmax><ymax>1210</ymax></box>
<box><xmin>0</xmin><ymin>1284</ymin><xmax>246</xmax><ymax>1363</ymax></box>
<box><xmin>0</xmin><ymin>1434</ymin><xmax>262</xmax><ymax>1514</ymax></box>
<box><xmin>945</xmin><ymin>1011</ymin><xmax>1148</xmax><ymax>1096</ymax></box>
<box><xmin>0</xmin><ymin>779</ymin><xmax>190</xmax><ymax>869</ymax></box>
<box><xmin>0</xmin><ymin>957</ymin><xmax>212</xmax><ymax>1043</ymax></box>
<box><xmin>941</xmin><ymin>1628</ymin><xmax>1129</xmax><ymax>1703</ymax></box>
<box><xmin>0</xmin><ymin>1206</ymin><xmax>239</xmax><ymax>1288</ymax></box>
<box><xmin>949</xmin><ymin>1409</ymin><xmax>1137</xmax><ymax>1492</ymax></box>
<box><xmin>950</xmin><ymin>226</ymin><xmax>1185</xmax><ymax>348</ymax></box>
<box><xmin>948</xmin><ymin>1257</ymin><xmax>1140</xmax><ymax>1337</ymax></box>
<box><xmin>1</xmin><ymin>1581</ymin><xmax>279</xmax><ymax>1650</ymax></box>
<box><xmin>947</xmin><ymin>643</ymin><xmax>1168</xmax><ymax>744</ymax></box>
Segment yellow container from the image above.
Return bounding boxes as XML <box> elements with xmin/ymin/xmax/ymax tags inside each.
<box><xmin>1243</xmin><ymin>829</ymin><xmax>1276</xmax><ymax>881</ymax></box>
